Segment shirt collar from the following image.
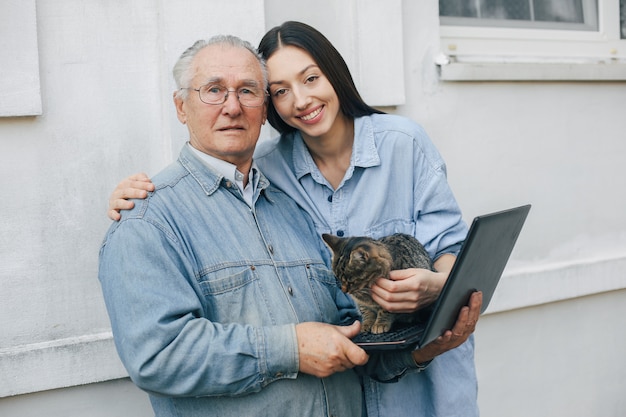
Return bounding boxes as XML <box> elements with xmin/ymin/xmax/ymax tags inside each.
<box><xmin>291</xmin><ymin>116</ymin><xmax>381</xmax><ymax>180</ymax></box>
<box><xmin>187</xmin><ymin>143</ymin><xmax>259</xmax><ymax>205</ymax></box>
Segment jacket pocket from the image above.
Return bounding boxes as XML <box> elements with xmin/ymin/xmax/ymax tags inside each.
<box><xmin>305</xmin><ymin>264</ymin><xmax>343</xmax><ymax>324</ymax></box>
<box><xmin>197</xmin><ymin>265</ymin><xmax>267</xmax><ymax>325</ymax></box>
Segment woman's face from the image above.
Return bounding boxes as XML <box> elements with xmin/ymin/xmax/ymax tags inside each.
<box><xmin>266</xmin><ymin>45</ymin><xmax>346</xmax><ymax>140</ymax></box>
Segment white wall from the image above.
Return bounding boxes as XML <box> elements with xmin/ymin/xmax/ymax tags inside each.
<box><xmin>474</xmin><ymin>289</ymin><xmax>626</xmax><ymax>417</ymax></box>
<box><xmin>0</xmin><ymin>0</ymin><xmax>266</xmax><ymax>400</ymax></box>
<box><xmin>1</xmin><ymin>1</ymin><xmax>625</xmax><ymax>416</ymax></box>
<box><xmin>0</xmin><ymin>379</ymin><xmax>151</xmax><ymax>417</ymax></box>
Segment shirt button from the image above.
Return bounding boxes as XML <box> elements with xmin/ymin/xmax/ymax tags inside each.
<box><xmin>337</xmin><ymin>230</ymin><xmax>344</xmax><ymax>237</ymax></box>
<box><xmin>288</xmin><ymin>286</ymin><xmax>293</xmax><ymax>296</ymax></box>
<box><xmin>268</xmin><ymin>245</ymin><xmax>274</xmax><ymax>254</ymax></box>
<box><xmin>327</xmin><ymin>195</ymin><xmax>333</xmax><ymax>202</ymax></box>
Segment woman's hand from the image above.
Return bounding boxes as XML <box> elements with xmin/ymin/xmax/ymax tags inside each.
<box><xmin>370</xmin><ymin>268</ymin><xmax>445</xmax><ymax>313</ymax></box>
<box><xmin>369</xmin><ymin>253</ymin><xmax>457</xmax><ymax>313</ymax></box>
<box><xmin>107</xmin><ymin>173</ymin><xmax>154</xmax><ymax>221</ymax></box>
<box><xmin>411</xmin><ymin>291</ymin><xmax>482</xmax><ymax>364</ymax></box>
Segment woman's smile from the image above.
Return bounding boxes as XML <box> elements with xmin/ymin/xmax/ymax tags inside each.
<box><xmin>298</xmin><ymin>106</ymin><xmax>324</xmax><ymax>122</ymax></box>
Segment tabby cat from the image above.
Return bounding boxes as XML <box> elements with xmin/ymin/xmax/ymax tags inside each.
<box><xmin>322</xmin><ymin>233</ymin><xmax>435</xmax><ymax>334</ymax></box>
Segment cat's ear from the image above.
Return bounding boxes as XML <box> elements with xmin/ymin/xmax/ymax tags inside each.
<box><xmin>322</xmin><ymin>233</ymin><xmax>342</xmax><ymax>251</ymax></box>
<box><xmin>350</xmin><ymin>248</ymin><xmax>369</xmax><ymax>264</ymax></box>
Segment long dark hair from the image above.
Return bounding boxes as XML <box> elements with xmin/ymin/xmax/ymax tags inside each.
<box><xmin>258</xmin><ymin>21</ymin><xmax>384</xmax><ymax>134</ymax></box>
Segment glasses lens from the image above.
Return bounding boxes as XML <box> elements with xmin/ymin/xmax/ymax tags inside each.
<box><xmin>199</xmin><ymin>85</ymin><xmax>225</xmax><ymax>105</ymax></box>
<box><xmin>198</xmin><ymin>85</ymin><xmax>265</xmax><ymax>107</ymax></box>
<box><xmin>238</xmin><ymin>88</ymin><xmax>264</xmax><ymax>107</ymax></box>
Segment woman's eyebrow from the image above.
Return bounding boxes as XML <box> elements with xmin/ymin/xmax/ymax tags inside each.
<box><xmin>269</xmin><ymin>64</ymin><xmax>319</xmax><ymax>86</ymax></box>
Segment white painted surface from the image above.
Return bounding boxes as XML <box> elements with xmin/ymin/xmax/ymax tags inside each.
<box><xmin>0</xmin><ymin>379</ymin><xmax>152</xmax><ymax>417</ymax></box>
<box><xmin>0</xmin><ymin>1</ymin><xmax>625</xmax><ymax>416</ymax></box>
<box><xmin>0</xmin><ymin>0</ymin><xmax>42</xmax><ymax>116</ymax></box>
<box><xmin>475</xmin><ymin>289</ymin><xmax>626</xmax><ymax>417</ymax></box>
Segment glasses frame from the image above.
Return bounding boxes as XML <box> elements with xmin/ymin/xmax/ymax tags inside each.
<box><xmin>183</xmin><ymin>84</ymin><xmax>268</xmax><ymax>108</ymax></box>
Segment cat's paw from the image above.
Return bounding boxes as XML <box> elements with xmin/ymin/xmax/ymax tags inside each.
<box><xmin>360</xmin><ymin>320</ymin><xmax>375</xmax><ymax>333</ymax></box>
<box><xmin>370</xmin><ymin>322</ymin><xmax>392</xmax><ymax>334</ymax></box>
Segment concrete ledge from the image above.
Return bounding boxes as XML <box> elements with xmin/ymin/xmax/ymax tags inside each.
<box><xmin>0</xmin><ymin>332</ymin><xmax>127</xmax><ymax>397</ymax></box>
<box><xmin>486</xmin><ymin>254</ymin><xmax>626</xmax><ymax>314</ymax></box>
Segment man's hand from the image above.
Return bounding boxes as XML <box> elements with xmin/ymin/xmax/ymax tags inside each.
<box><xmin>107</xmin><ymin>173</ymin><xmax>155</xmax><ymax>221</ymax></box>
<box><xmin>412</xmin><ymin>291</ymin><xmax>482</xmax><ymax>364</ymax></box>
<box><xmin>295</xmin><ymin>321</ymin><xmax>369</xmax><ymax>378</ymax></box>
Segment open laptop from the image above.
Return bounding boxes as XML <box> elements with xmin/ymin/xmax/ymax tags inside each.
<box><xmin>351</xmin><ymin>204</ymin><xmax>531</xmax><ymax>351</ymax></box>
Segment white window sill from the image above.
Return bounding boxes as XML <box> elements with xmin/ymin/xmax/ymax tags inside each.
<box><xmin>437</xmin><ymin>59</ymin><xmax>626</xmax><ymax>81</ymax></box>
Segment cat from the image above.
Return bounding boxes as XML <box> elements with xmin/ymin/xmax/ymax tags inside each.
<box><xmin>322</xmin><ymin>233</ymin><xmax>435</xmax><ymax>334</ymax></box>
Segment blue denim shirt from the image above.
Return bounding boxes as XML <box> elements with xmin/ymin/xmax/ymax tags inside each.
<box><xmin>255</xmin><ymin>114</ymin><xmax>479</xmax><ymax>417</ymax></box>
<box><xmin>98</xmin><ymin>144</ymin><xmax>364</xmax><ymax>417</ymax></box>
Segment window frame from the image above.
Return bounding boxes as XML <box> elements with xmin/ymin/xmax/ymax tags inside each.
<box><xmin>437</xmin><ymin>0</ymin><xmax>626</xmax><ymax>81</ymax></box>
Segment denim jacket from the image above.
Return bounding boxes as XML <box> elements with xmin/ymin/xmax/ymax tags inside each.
<box><xmin>98</xmin><ymin>145</ymin><xmax>363</xmax><ymax>417</ymax></box>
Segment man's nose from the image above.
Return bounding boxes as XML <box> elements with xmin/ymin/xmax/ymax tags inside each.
<box><xmin>222</xmin><ymin>90</ymin><xmax>243</xmax><ymax>114</ymax></box>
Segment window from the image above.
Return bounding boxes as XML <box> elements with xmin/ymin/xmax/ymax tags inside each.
<box><xmin>440</xmin><ymin>0</ymin><xmax>598</xmax><ymax>31</ymax></box>
<box><xmin>437</xmin><ymin>0</ymin><xmax>626</xmax><ymax>80</ymax></box>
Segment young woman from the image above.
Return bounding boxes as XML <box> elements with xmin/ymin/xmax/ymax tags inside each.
<box><xmin>109</xmin><ymin>21</ymin><xmax>480</xmax><ymax>417</ymax></box>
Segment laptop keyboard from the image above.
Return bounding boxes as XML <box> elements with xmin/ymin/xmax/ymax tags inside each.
<box><xmin>352</xmin><ymin>323</ymin><xmax>425</xmax><ymax>346</ymax></box>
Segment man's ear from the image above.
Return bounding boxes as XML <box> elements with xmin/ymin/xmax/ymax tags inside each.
<box><xmin>174</xmin><ymin>92</ymin><xmax>186</xmax><ymax>124</ymax></box>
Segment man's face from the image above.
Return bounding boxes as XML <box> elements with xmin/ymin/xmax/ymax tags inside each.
<box><xmin>174</xmin><ymin>44</ymin><xmax>267</xmax><ymax>168</ymax></box>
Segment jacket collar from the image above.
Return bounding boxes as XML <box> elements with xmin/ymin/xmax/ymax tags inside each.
<box><xmin>177</xmin><ymin>143</ymin><xmax>272</xmax><ymax>201</ymax></box>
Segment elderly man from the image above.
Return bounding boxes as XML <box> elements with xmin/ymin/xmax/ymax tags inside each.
<box><xmin>99</xmin><ymin>35</ymin><xmax>369</xmax><ymax>417</ymax></box>
<box><xmin>99</xmin><ymin>35</ymin><xmax>480</xmax><ymax>417</ymax></box>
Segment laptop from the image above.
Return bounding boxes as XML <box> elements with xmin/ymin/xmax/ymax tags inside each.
<box><xmin>351</xmin><ymin>204</ymin><xmax>531</xmax><ymax>351</ymax></box>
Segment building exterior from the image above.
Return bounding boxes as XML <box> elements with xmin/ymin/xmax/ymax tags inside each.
<box><xmin>1</xmin><ymin>1</ymin><xmax>625</xmax><ymax>416</ymax></box>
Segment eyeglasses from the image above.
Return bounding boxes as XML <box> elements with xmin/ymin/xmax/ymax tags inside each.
<box><xmin>185</xmin><ymin>84</ymin><xmax>268</xmax><ymax>108</ymax></box>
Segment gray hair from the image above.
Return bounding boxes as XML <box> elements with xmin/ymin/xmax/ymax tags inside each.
<box><xmin>172</xmin><ymin>35</ymin><xmax>268</xmax><ymax>100</ymax></box>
